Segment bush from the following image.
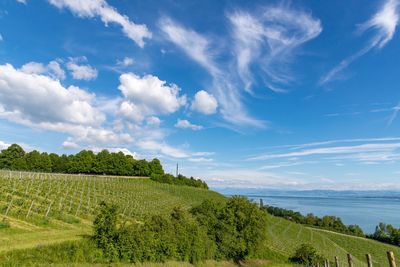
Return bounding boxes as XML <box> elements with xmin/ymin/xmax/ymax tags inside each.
<box><xmin>290</xmin><ymin>244</ymin><xmax>324</xmax><ymax>266</ymax></box>
<box><xmin>0</xmin><ymin>218</ymin><xmax>10</xmax><ymax>229</ymax></box>
<box><xmin>92</xmin><ymin>197</ymin><xmax>266</xmax><ymax>264</ymax></box>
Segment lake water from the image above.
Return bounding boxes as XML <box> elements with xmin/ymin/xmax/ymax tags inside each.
<box><xmin>215</xmin><ymin>188</ymin><xmax>400</xmax><ymax>234</ymax></box>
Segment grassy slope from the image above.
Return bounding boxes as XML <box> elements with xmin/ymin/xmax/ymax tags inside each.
<box><xmin>0</xmin><ymin>173</ymin><xmax>225</xmax><ymax>253</ymax></box>
<box><xmin>265</xmin><ymin>214</ymin><xmax>400</xmax><ymax>266</ymax></box>
<box><xmin>1</xmin><ymin>172</ymin><xmax>399</xmax><ymax>266</ymax></box>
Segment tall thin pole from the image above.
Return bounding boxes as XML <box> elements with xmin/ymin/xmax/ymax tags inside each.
<box><xmin>176</xmin><ymin>163</ymin><xmax>179</xmax><ymax>177</ymax></box>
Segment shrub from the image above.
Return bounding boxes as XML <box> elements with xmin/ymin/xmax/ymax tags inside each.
<box><xmin>290</xmin><ymin>243</ymin><xmax>324</xmax><ymax>266</ymax></box>
<box><xmin>0</xmin><ymin>218</ymin><xmax>10</xmax><ymax>229</ymax></box>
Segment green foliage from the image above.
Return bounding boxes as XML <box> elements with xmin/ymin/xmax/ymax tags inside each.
<box><xmin>0</xmin><ymin>239</ymin><xmax>105</xmax><ymax>266</ymax></box>
<box><xmin>150</xmin><ymin>173</ymin><xmax>208</xmax><ymax>189</ymax></box>
<box><xmin>290</xmin><ymin>244</ymin><xmax>324</xmax><ymax>266</ymax></box>
<box><xmin>370</xmin><ymin>222</ymin><xmax>400</xmax><ymax>246</ymax></box>
<box><xmin>91</xmin><ymin>197</ymin><xmax>265</xmax><ymax>264</ymax></box>
<box><xmin>263</xmin><ymin>205</ymin><xmax>365</xmax><ymax>237</ymax></box>
<box><xmin>0</xmin><ymin>218</ymin><xmax>10</xmax><ymax>229</ymax></box>
<box><xmin>93</xmin><ymin>202</ymin><xmax>119</xmax><ymax>261</ymax></box>
<box><xmin>0</xmin><ymin>144</ymin><xmax>26</xmax><ymax>170</ymax></box>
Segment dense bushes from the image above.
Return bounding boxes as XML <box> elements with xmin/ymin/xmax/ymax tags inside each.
<box><xmin>369</xmin><ymin>223</ymin><xmax>400</xmax><ymax>246</ymax></box>
<box><xmin>93</xmin><ymin>197</ymin><xmax>267</xmax><ymax>264</ymax></box>
<box><xmin>150</xmin><ymin>173</ymin><xmax>208</xmax><ymax>189</ymax></box>
<box><xmin>0</xmin><ymin>144</ymin><xmax>164</xmax><ymax>177</ymax></box>
<box><xmin>290</xmin><ymin>244</ymin><xmax>324</xmax><ymax>266</ymax></box>
<box><xmin>262</xmin><ymin>205</ymin><xmax>365</xmax><ymax>237</ymax></box>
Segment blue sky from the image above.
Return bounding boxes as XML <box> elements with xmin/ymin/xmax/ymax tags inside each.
<box><xmin>1</xmin><ymin>0</ymin><xmax>400</xmax><ymax>189</ymax></box>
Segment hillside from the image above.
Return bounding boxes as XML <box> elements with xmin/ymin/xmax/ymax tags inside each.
<box><xmin>0</xmin><ymin>171</ymin><xmax>399</xmax><ymax>266</ymax></box>
<box><xmin>0</xmin><ymin>171</ymin><xmax>224</xmax><ymax>253</ymax></box>
<box><xmin>264</xmin><ymin>214</ymin><xmax>400</xmax><ymax>266</ymax></box>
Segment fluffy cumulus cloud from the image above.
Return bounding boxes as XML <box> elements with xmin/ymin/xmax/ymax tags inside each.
<box><xmin>118</xmin><ymin>73</ymin><xmax>186</xmax><ymax>123</ymax></box>
<box><xmin>191</xmin><ymin>90</ymin><xmax>218</xmax><ymax>115</ymax></box>
<box><xmin>320</xmin><ymin>0</ymin><xmax>400</xmax><ymax>84</ymax></box>
<box><xmin>0</xmin><ymin>64</ymin><xmax>103</xmax><ymax>126</ymax></box>
<box><xmin>66</xmin><ymin>59</ymin><xmax>98</xmax><ymax>80</ymax></box>
<box><xmin>20</xmin><ymin>60</ymin><xmax>66</xmax><ymax>80</ymax></box>
<box><xmin>0</xmin><ymin>63</ymin><xmax>132</xmax><ymax>147</ymax></box>
<box><xmin>48</xmin><ymin>0</ymin><xmax>151</xmax><ymax>47</ymax></box>
<box><xmin>62</xmin><ymin>139</ymin><xmax>79</xmax><ymax>149</ymax></box>
<box><xmin>175</xmin><ymin>119</ymin><xmax>203</xmax><ymax>130</ymax></box>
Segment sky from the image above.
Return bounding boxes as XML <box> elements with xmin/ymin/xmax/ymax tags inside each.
<box><xmin>1</xmin><ymin>0</ymin><xmax>400</xmax><ymax>190</ymax></box>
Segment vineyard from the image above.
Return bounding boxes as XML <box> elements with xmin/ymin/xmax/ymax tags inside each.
<box><xmin>0</xmin><ymin>171</ymin><xmax>224</xmax><ymax>252</ymax></box>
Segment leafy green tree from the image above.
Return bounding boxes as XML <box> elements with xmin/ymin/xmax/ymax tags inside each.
<box><xmin>68</xmin><ymin>150</ymin><xmax>95</xmax><ymax>173</ymax></box>
<box><xmin>0</xmin><ymin>144</ymin><xmax>26</xmax><ymax>170</ymax></box>
<box><xmin>148</xmin><ymin>159</ymin><xmax>164</xmax><ymax>175</ymax></box>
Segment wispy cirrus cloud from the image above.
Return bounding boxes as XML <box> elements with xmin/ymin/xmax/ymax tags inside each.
<box><xmin>159</xmin><ymin>5</ymin><xmax>321</xmax><ymax>128</ymax></box>
<box><xmin>159</xmin><ymin>17</ymin><xmax>264</xmax><ymax>128</ymax></box>
<box><xmin>48</xmin><ymin>0</ymin><xmax>152</xmax><ymax>47</ymax></box>
<box><xmin>320</xmin><ymin>0</ymin><xmax>400</xmax><ymax>85</ymax></box>
<box><xmin>228</xmin><ymin>5</ymin><xmax>322</xmax><ymax>93</ymax></box>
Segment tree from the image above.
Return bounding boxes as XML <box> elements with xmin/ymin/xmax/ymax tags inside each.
<box><xmin>148</xmin><ymin>159</ymin><xmax>164</xmax><ymax>175</ymax></box>
<box><xmin>0</xmin><ymin>144</ymin><xmax>26</xmax><ymax>170</ymax></box>
<box><xmin>68</xmin><ymin>150</ymin><xmax>95</xmax><ymax>173</ymax></box>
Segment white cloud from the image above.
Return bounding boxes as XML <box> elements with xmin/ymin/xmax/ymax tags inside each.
<box><xmin>20</xmin><ymin>60</ymin><xmax>66</xmax><ymax>80</ymax></box>
<box><xmin>160</xmin><ymin>17</ymin><xmax>264</xmax><ymax>128</ymax></box>
<box><xmin>16</xmin><ymin>0</ymin><xmax>27</xmax><ymax>4</ymax></box>
<box><xmin>175</xmin><ymin>119</ymin><xmax>203</xmax><ymax>130</ymax></box>
<box><xmin>66</xmin><ymin>58</ymin><xmax>98</xmax><ymax>80</ymax></box>
<box><xmin>89</xmin><ymin>146</ymin><xmax>137</xmax><ymax>157</ymax></box>
<box><xmin>228</xmin><ymin>7</ymin><xmax>322</xmax><ymax>92</ymax></box>
<box><xmin>191</xmin><ymin>90</ymin><xmax>218</xmax><ymax>115</ymax></box>
<box><xmin>118</xmin><ymin>73</ymin><xmax>186</xmax><ymax>122</ymax></box>
<box><xmin>117</xmin><ymin>57</ymin><xmax>134</xmax><ymax>67</ymax></box>
<box><xmin>0</xmin><ymin>34</ymin><xmax>3</xmax><ymax>41</ymax></box>
<box><xmin>146</xmin><ymin>116</ymin><xmax>161</xmax><ymax>127</ymax></box>
<box><xmin>48</xmin><ymin>0</ymin><xmax>151</xmax><ymax>47</ymax></box>
<box><xmin>0</xmin><ymin>63</ymin><xmax>133</xmax><ymax>147</ymax></box>
<box><xmin>188</xmin><ymin>157</ymin><xmax>213</xmax><ymax>162</ymax></box>
<box><xmin>0</xmin><ymin>140</ymin><xmax>11</xmax><ymax>150</ymax></box>
<box><xmin>0</xmin><ymin>63</ymin><xmax>103</xmax><ymax>126</ymax></box>
<box><xmin>249</xmin><ymin>142</ymin><xmax>400</xmax><ymax>161</ymax></box>
<box><xmin>62</xmin><ymin>139</ymin><xmax>79</xmax><ymax>149</ymax></box>
<box><xmin>138</xmin><ymin>140</ymin><xmax>189</xmax><ymax>158</ymax></box>
<box><xmin>320</xmin><ymin>0</ymin><xmax>399</xmax><ymax>84</ymax></box>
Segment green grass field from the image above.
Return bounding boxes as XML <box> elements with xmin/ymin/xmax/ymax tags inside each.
<box><xmin>0</xmin><ymin>171</ymin><xmax>399</xmax><ymax>266</ymax></box>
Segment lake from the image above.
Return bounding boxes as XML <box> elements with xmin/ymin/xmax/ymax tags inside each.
<box><xmin>215</xmin><ymin>188</ymin><xmax>400</xmax><ymax>234</ymax></box>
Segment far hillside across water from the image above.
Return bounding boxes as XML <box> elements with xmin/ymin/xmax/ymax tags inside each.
<box><xmin>217</xmin><ymin>188</ymin><xmax>400</xmax><ymax>233</ymax></box>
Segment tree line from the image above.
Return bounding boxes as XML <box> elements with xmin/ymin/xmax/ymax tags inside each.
<box><xmin>93</xmin><ymin>197</ymin><xmax>267</xmax><ymax>264</ymax></box>
<box><xmin>369</xmin><ymin>223</ymin><xmax>400</xmax><ymax>246</ymax></box>
<box><xmin>0</xmin><ymin>144</ymin><xmax>208</xmax><ymax>189</ymax></box>
<box><xmin>262</xmin><ymin>205</ymin><xmax>365</xmax><ymax>237</ymax></box>
<box><xmin>150</xmin><ymin>173</ymin><xmax>208</xmax><ymax>189</ymax></box>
